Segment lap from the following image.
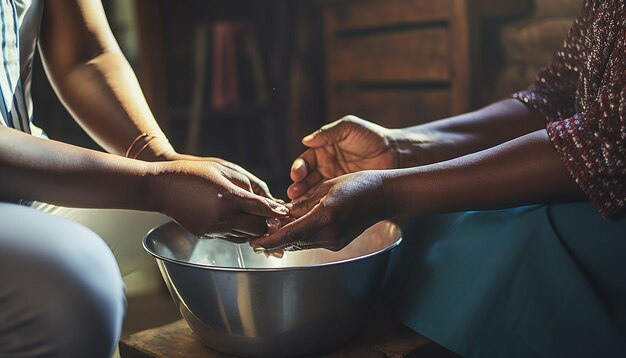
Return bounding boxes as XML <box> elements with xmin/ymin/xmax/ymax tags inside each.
<box><xmin>383</xmin><ymin>202</ymin><xmax>626</xmax><ymax>358</ymax></box>
<box><xmin>0</xmin><ymin>202</ymin><xmax>126</xmax><ymax>358</ymax></box>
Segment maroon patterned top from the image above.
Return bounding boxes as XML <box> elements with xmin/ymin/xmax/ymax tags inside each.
<box><xmin>513</xmin><ymin>0</ymin><xmax>625</xmax><ymax>217</ymax></box>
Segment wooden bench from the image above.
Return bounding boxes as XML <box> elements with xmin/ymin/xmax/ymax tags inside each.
<box><xmin>119</xmin><ymin>307</ymin><xmax>458</xmax><ymax>357</ymax></box>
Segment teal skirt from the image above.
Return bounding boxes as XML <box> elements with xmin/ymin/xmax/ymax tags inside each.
<box><xmin>382</xmin><ymin>202</ymin><xmax>626</xmax><ymax>358</ymax></box>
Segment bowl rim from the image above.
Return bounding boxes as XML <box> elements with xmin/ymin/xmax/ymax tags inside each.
<box><xmin>142</xmin><ymin>223</ymin><xmax>402</xmax><ymax>272</ymax></box>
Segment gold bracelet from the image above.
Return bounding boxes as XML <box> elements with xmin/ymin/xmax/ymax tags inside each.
<box><xmin>125</xmin><ymin>132</ymin><xmax>149</xmax><ymax>158</ymax></box>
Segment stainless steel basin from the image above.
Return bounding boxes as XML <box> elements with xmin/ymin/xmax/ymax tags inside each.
<box><xmin>143</xmin><ymin>220</ymin><xmax>402</xmax><ymax>357</ymax></box>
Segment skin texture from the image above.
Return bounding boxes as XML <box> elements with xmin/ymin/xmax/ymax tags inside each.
<box><xmin>252</xmin><ymin>100</ymin><xmax>586</xmax><ymax>251</ymax></box>
<box><xmin>0</xmin><ymin>0</ymin><xmax>287</xmax><ymax>240</ymax></box>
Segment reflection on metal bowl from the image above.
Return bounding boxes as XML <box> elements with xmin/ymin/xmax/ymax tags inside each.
<box><xmin>143</xmin><ymin>221</ymin><xmax>402</xmax><ymax>357</ymax></box>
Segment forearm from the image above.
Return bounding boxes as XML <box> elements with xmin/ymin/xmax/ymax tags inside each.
<box><xmin>0</xmin><ymin>126</ymin><xmax>153</xmax><ymax>209</ymax></box>
<box><xmin>39</xmin><ymin>0</ymin><xmax>175</xmax><ymax>161</ymax></box>
<box><xmin>384</xmin><ymin>129</ymin><xmax>586</xmax><ymax>217</ymax></box>
<box><xmin>48</xmin><ymin>51</ymin><xmax>174</xmax><ymax>160</ymax></box>
<box><xmin>390</xmin><ymin>99</ymin><xmax>546</xmax><ymax>167</ymax></box>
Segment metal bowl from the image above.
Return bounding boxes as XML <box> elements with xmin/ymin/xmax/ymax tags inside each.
<box><xmin>143</xmin><ymin>221</ymin><xmax>402</xmax><ymax>357</ymax></box>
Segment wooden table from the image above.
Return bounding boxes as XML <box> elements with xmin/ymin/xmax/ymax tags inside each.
<box><xmin>119</xmin><ymin>307</ymin><xmax>454</xmax><ymax>358</ymax></box>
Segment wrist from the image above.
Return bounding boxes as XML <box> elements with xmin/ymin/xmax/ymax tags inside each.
<box><xmin>379</xmin><ymin>168</ymin><xmax>428</xmax><ymax>218</ymax></box>
<box><xmin>387</xmin><ymin>128</ymin><xmax>426</xmax><ymax>168</ymax></box>
<box><xmin>379</xmin><ymin>170</ymin><xmax>401</xmax><ymax>218</ymax></box>
<box><xmin>144</xmin><ymin>161</ymin><xmax>173</xmax><ymax>214</ymax></box>
<box><xmin>126</xmin><ymin>133</ymin><xmax>176</xmax><ymax>162</ymax></box>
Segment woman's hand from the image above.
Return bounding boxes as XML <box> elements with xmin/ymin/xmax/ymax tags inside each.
<box><xmin>288</xmin><ymin>116</ymin><xmax>397</xmax><ymax>200</ymax></box>
<box><xmin>149</xmin><ymin>160</ymin><xmax>288</xmax><ymax>242</ymax></box>
<box><xmin>159</xmin><ymin>153</ymin><xmax>276</xmax><ymax>200</ymax></box>
<box><xmin>252</xmin><ymin>170</ymin><xmax>389</xmax><ymax>252</ymax></box>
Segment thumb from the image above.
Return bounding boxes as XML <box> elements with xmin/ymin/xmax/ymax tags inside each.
<box><xmin>302</xmin><ymin>120</ymin><xmax>348</xmax><ymax>148</ymax></box>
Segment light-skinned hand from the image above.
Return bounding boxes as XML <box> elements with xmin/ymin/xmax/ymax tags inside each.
<box><xmin>149</xmin><ymin>160</ymin><xmax>289</xmax><ymax>243</ymax></box>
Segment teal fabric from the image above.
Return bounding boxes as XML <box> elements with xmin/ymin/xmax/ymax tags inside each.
<box><xmin>383</xmin><ymin>202</ymin><xmax>626</xmax><ymax>358</ymax></box>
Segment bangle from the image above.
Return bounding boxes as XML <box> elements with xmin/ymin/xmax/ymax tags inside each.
<box><xmin>132</xmin><ymin>136</ymin><xmax>160</xmax><ymax>159</ymax></box>
<box><xmin>125</xmin><ymin>133</ymin><xmax>149</xmax><ymax>158</ymax></box>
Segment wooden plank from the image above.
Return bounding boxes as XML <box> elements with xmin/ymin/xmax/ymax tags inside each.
<box><xmin>477</xmin><ymin>0</ymin><xmax>532</xmax><ymax>18</ymax></box>
<box><xmin>324</xmin><ymin>0</ymin><xmax>450</xmax><ymax>32</ymax></box>
<box><xmin>329</xmin><ymin>28</ymin><xmax>450</xmax><ymax>83</ymax></box>
<box><xmin>119</xmin><ymin>307</ymin><xmax>431</xmax><ymax>358</ymax></box>
<box><xmin>317</xmin><ymin>0</ymin><xmax>531</xmax><ymax>20</ymax></box>
<box><xmin>329</xmin><ymin>88</ymin><xmax>451</xmax><ymax>128</ymax></box>
<box><xmin>448</xmin><ymin>0</ymin><xmax>475</xmax><ymax>114</ymax></box>
<box><xmin>119</xmin><ymin>320</ymin><xmax>230</xmax><ymax>358</ymax></box>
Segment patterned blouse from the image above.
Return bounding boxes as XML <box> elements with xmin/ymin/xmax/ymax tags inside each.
<box><xmin>513</xmin><ymin>0</ymin><xmax>625</xmax><ymax>218</ymax></box>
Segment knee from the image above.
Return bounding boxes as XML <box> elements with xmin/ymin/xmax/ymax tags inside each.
<box><xmin>0</xmin><ymin>207</ymin><xmax>126</xmax><ymax>358</ymax></box>
<box><xmin>48</xmin><ymin>228</ymin><xmax>126</xmax><ymax>357</ymax></box>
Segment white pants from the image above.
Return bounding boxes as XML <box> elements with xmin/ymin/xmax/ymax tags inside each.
<box><xmin>0</xmin><ymin>202</ymin><xmax>170</xmax><ymax>358</ymax></box>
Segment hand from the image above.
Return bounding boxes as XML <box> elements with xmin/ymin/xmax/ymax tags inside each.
<box><xmin>162</xmin><ymin>153</ymin><xmax>277</xmax><ymax>200</ymax></box>
<box><xmin>288</xmin><ymin>116</ymin><xmax>397</xmax><ymax>200</ymax></box>
<box><xmin>252</xmin><ymin>170</ymin><xmax>389</xmax><ymax>252</ymax></box>
<box><xmin>149</xmin><ymin>160</ymin><xmax>288</xmax><ymax>242</ymax></box>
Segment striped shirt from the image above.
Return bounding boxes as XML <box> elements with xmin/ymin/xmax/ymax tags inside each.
<box><xmin>0</xmin><ymin>0</ymin><xmax>44</xmax><ymax>137</ymax></box>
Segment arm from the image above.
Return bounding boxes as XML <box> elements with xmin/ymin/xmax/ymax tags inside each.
<box><xmin>39</xmin><ymin>0</ymin><xmax>172</xmax><ymax>160</ymax></box>
<box><xmin>253</xmin><ymin>129</ymin><xmax>585</xmax><ymax>251</ymax></box>
<box><xmin>288</xmin><ymin>99</ymin><xmax>545</xmax><ymax>199</ymax></box>
<box><xmin>288</xmin><ymin>4</ymin><xmax>589</xmax><ymax>199</ymax></box>
<box><xmin>38</xmin><ymin>0</ymin><xmax>274</xmax><ymax>198</ymax></box>
<box><xmin>390</xmin><ymin>99</ymin><xmax>546</xmax><ymax>168</ymax></box>
<box><xmin>0</xmin><ymin>126</ymin><xmax>288</xmax><ymax>239</ymax></box>
<box><xmin>384</xmin><ymin>130</ymin><xmax>584</xmax><ymax>216</ymax></box>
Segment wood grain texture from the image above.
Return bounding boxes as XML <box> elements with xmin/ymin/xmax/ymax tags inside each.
<box><xmin>119</xmin><ymin>307</ymin><xmax>431</xmax><ymax>358</ymax></box>
<box><xmin>325</xmin><ymin>0</ymin><xmax>450</xmax><ymax>32</ymax></box>
<box><xmin>329</xmin><ymin>28</ymin><xmax>450</xmax><ymax>83</ymax></box>
<box><xmin>448</xmin><ymin>0</ymin><xmax>475</xmax><ymax>114</ymax></box>
<box><xmin>330</xmin><ymin>88</ymin><xmax>451</xmax><ymax>128</ymax></box>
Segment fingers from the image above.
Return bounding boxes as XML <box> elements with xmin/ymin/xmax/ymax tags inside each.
<box><xmin>235</xmin><ymin>189</ymin><xmax>289</xmax><ymax>217</ymax></box>
<box><xmin>301</xmin><ymin>119</ymin><xmax>348</xmax><ymax>147</ymax></box>
<box><xmin>287</xmin><ymin>170</ymin><xmax>323</xmax><ymax>200</ymax></box>
<box><xmin>219</xmin><ymin>161</ymin><xmax>276</xmax><ymax>199</ymax></box>
<box><xmin>290</xmin><ymin>149</ymin><xmax>317</xmax><ymax>182</ymax></box>
<box><xmin>222</xmin><ymin>167</ymin><xmax>254</xmax><ymax>192</ymax></box>
<box><xmin>250</xmin><ymin>180</ymin><xmax>275</xmax><ymax>200</ymax></box>
<box><xmin>288</xmin><ymin>190</ymin><xmax>323</xmax><ymax>218</ymax></box>
<box><xmin>250</xmin><ymin>210</ymin><xmax>320</xmax><ymax>250</ymax></box>
<box><xmin>229</xmin><ymin>163</ymin><xmax>275</xmax><ymax>199</ymax></box>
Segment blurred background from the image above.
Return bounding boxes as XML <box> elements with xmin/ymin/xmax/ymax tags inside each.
<box><xmin>30</xmin><ymin>0</ymin><xmax>582</xmax><ymax>341</ymax></box>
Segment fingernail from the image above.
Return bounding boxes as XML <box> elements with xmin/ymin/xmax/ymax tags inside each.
<box><xmin>291</xmin><ymin>158</ymin><xmax>306</xmax><ymax>173</ymax></box>
<box><xmin>302</xmin><ymin>134</ymin><xmax>314</xmax><ymax>142</ymax></box>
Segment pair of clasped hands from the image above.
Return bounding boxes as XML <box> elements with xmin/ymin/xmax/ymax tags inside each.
<box><xmin>165</xmin><ymin>116</ymin><xmax>394</xmax><ymax>255</ymax></box>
